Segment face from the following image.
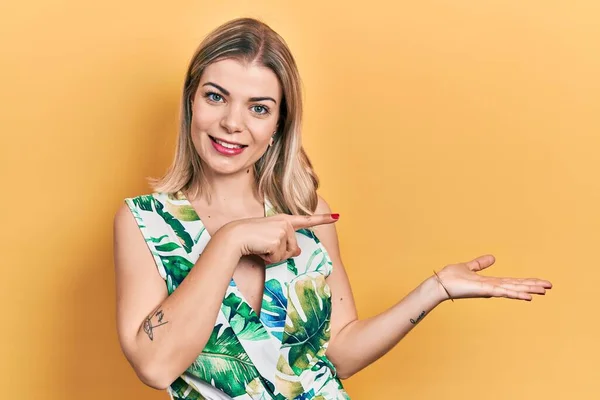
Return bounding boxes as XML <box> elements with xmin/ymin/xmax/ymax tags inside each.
<box><xmin>190</xmin><ymin>58</ymin><xmax>282</xmax><ymax>177</ymax></box>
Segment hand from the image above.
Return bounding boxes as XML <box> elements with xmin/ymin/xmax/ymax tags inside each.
<box><xmin>434</xmin><ymin>254</ymin><xmax>553</xmax><ymax>302</ymax></box>
<box><xmin>221</xmin><ymin>213</ymin><xmax>339</xmax><ymax>264</ymax></box>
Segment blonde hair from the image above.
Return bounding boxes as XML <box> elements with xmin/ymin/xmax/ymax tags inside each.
<box><xmin>149</xmin><ymin>17</ymin><xmax>319</xmax><ymax>215</ymax></box>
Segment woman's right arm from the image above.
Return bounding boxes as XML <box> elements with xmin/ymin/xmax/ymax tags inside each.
<box><xmin>114</xmin><ymin>203</ymin><xmax>336</xmax><ymax>390</ymax></box>
<box><xmin>113</xmin><ymin>203</ymin><xmax>243</xmax><ymax>390</ymax></box>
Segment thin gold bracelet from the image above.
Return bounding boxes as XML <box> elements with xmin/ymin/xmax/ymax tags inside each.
<box><xmin>433</xmin><ymin>270</ymin><xmax>454</xmax><ymax>302</ymax></box>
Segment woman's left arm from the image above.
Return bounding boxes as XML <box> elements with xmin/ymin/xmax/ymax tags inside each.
<box><xmin>312</xmin><ymin>196</ymin><xmax>552</xmax><ymax>379</ymax></box>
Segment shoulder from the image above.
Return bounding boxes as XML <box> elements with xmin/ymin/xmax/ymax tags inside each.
<box><xmin>314</xmin><ymin>194</ymin><xmax>332</xmax><ymax>214</ymax></box>
<box><xmin>114</xmin><ymin>202</ymin><xmax>133</xmax><ymax>228</ymax></box>
<box><xmin>114</xmin><ymin>194</ymin><xmax>148</xmax><ymax>236</ymax></box>
<box><xmin>311</xmin><ymin>194</ymin><xmax>340</xmax><ymax>257</ymax></box>
<box><xmin>118</xmin><ymin>192</ymin><xmax>178</xmax><ymax>218</ymax></box>
<box><xmin>124</xmin><ymin>192</ymin><xmax>171</xmax><ymax>207</ymax></box>
<box><xmin>114</xmin><ymin>192</ymin><xmax>163</xmax><ymax>232</ymax></box>
<box><xmin>113</xmin><ymin>193</ymin><xmax>168</xmax><ymax>272</ymax></box>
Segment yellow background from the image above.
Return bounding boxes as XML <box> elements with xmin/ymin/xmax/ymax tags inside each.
<box><xmin>1</xmin><ymin>1</ymin><xmax>598</xmax><ymax>399</ymax></box>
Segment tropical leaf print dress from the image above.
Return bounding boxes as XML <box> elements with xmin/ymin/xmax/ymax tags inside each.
<box><xmin>124</xmin><ymin>191</ymin><xmax>351</xmax><ymax>400</ymax></box>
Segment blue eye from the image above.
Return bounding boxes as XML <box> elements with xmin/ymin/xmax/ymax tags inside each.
<box><xmin>205</xmin><ymin>91</ymin><xmax>223</xmax><ymax>102</ymax></box>
<box><xmin>252</xmin><ymin>105</ymin><xmax>270</xmax><ymax>115</ymax></box>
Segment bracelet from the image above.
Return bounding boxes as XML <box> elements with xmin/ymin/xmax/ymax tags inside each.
<box><xmin>433</xmin><ymin>270</ymin><xmax>454</xmax><ymax>302</ymax></box>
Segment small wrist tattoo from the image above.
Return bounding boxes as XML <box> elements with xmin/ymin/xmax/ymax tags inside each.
<box><xmin>410</xmin><ymin>310</ymin><xmax>426</xmax><ymax>325</ymax></box>
<box><xmin>143</xmin><ymin>305</ymin><xmax>169</xmax><ymax>341</ymax></box>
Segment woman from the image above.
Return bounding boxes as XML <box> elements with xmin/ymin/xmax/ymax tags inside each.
<box><xmin>113</xmin><ymin>17</ymin><xmax>552</xmax><ymax>400</ymax></box>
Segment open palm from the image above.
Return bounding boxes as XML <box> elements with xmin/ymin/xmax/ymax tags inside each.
<box><xmin>436</xmin><ymin>255</ymin><xmax>552</xmax><ymax>301</ymax></box>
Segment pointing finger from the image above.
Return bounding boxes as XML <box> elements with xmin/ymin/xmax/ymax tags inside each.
<box><xmin>288</xmin><ymin>213</ymin><xmax>339</xmax><ymax>230</ymax></box>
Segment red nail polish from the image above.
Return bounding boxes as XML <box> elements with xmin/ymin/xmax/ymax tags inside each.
<box><xmin>331</xmin><ymin>213</ymin><xmax>339</xmax><ymax>220</ymax></box>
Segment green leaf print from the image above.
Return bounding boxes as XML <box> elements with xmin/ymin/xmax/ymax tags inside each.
<box><xmin>263</xmin><ymin>258</ymin><xmax>296</xmax><ymax>274</ymax></box>
<box><xmin>165</xmin><ymin>200</ymin><xmax>200</xmax><ymax>221</ymax></box>
<box><xmin>127</xmin><ymin>204</ymin><xmax>145</xmax><ymax>227</ymax></box>
<box><xmin>169</xmin><ymin>377</ymin><xmax>206</xmax><ymax>399</ymax></box>
<box><xmin>131</xmin><ymin>195</ymin><xmax>155</xmax><ymax>212</ymax></box>
<box><xmin>273</xmin><ymin>355</ymin><xmax>305</xmax><ymax>399</ymax></box>
<box><xmin>296</xmin><ymin>228</ymin><xmax>320</xmax><ymax>243</ymax></box>
<box><xmin>222</xmin><ymin>293</ymin><xmax>269</xmax><ymax>341</ymax></box>
<box><xmin>287</xmin><ymin>258</ymin><xmax>298</xmax><ymax>275</ymax></box>
<box><xmin>167</xmin><ymin>275</ymin><xmax>176</xmax><ymax>294</ymax></box>
<box><xmin>188</xmin><ymin>324</ymin><xmax>260</xmax><ymax>397</ymax></box>
<box><xmin>132</xmin><ymin>195</ymin><xmax>195</xmax><ymax>252</ymax></box>
<box><xmin>246</xmin><ymin>378</ymin><xmax>270</xmax><ymax>400</ymax></box>
<box><xmin>261</xmin><ymin>279</ymin><xmax>288</xmax><ymax>338</ymax></box>
<box><xmin>154</xmin><ymin>242</ymin><xmax>181</xmax><ymax>252</ymax></box>
<box><xmin>154</xmin><ymin>200</ymin><xmax>194</xmax><ymax>252</ymax></box>
<box><xmin>194</xmin><ymin>226</ymin><xmax>206</xmax><ymax>244</ymax></box>
<box><xmin>160</xmin><ymin>255</ymin><xmax>195</xmax><ymax>289</ymax></box>
<box><xmin>147</xmin><ymin>234</ymin><xmax>169</xmax><ymax>243</ymax></box>
<box><xmin>282</xmin><ymin>274</ymin><xmax>332</xmax><ymax>375</ymax></box>
<box><xmin>265</xmin><ymin>259</ymin><xmax>286</xmax><ymax>268</ymax></box>
<box><xmin>305</xmin><ymin>248</ymin><xmax>330</xmax><ymax>273</ymax></box>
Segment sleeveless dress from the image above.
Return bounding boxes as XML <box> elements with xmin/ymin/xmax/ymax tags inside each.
<box><xmin>124</xmin><ymin>191</ymin><xmax>351</xmax><ymax>400</ymax></box>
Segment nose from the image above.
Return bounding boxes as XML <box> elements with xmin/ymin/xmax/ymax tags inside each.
<box><xmin>220</xmin><ymin>103</ymin><xmax>244</xmax><ymax>134</ymax></box>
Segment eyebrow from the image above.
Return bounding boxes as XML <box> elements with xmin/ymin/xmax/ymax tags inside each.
<box><xmin>202</xmin><ymin>82</ymin><xmax>277</xmax><ymax>104</ymax></box>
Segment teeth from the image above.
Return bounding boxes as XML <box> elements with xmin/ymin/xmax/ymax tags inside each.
<box><xmin>215</xmin><ymin>138</ymin><xmax>243</xmax><ymax>149</ymax></box>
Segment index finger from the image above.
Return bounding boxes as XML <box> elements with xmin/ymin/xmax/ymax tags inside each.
<box><xmin>287</xmin><ymin>213</ymin><xmax>339</xmax><ymax>230</ymax></box>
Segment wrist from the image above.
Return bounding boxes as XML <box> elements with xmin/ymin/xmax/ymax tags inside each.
<box><xmin>212</xmin><ymin>223</ymin><xmax>244</xmax><ymax>261</ymax></box>
<box><xmin>421</xmin><ymin>275</ymin><xmax>450</xmax><ymax>306</ymax></box>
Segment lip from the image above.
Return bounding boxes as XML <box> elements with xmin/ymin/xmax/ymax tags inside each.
<box><xmin>209</xmin><ymin>135</ymin><xmax>246</xmax><ymax>147</ymax></box>
<box><xmin>209</xmin><ymin>135</ymin><xmax>247</xmax><ymax>156</ymax></box>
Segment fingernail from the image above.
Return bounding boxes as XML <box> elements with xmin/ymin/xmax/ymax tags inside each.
<box><xmin>331</xmin><ymin>213</ymin><xmax>339</xmax><ymax>220</ymax></box>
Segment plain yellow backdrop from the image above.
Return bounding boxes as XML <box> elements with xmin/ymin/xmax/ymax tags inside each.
<box><xmin>1</xmin><ymin>1</ymin><xmax>598</xmax><ymax>399</ymax></box>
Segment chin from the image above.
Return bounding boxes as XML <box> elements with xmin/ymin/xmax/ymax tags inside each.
<box><xmin>198</xmin><ymin>150</ymin><xmax>252</xmax><ymax>176</ymax></box>
<box><xmin>208</xmin><ymin>162</ymin><xmax>248</xmax><ymax>176</ymax></box>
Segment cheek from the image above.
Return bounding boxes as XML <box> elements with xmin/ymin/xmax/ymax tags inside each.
<box><xmin>191</xmin><ymin>103</ymin><xmax>220</xmax><ymax>131</ymax></box>
<box><xmin>248</xmin><ymin>111</ymin><xmax>280</xmax><ymax>144</ymax></box>
<box><xmin>249</xmin><ymin>122</ymin><xmax>277</xmax><ymax>144</ymax></box>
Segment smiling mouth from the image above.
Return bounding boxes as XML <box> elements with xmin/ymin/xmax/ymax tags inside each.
<box><xmin>209</xmin><ymin>135</ymin><xmax>248</xmax><ymax>149</ymax></box>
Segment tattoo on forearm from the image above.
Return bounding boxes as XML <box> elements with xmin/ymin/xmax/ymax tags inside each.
<box><xmin>143</xmin><ymin>305</ymin><xmax>169</xmax><ymax>341</ymax></box>
<box><xmin>410</xmin><ymin>311</ymin><xmax>426</xmax><ymax>325</ymax></box>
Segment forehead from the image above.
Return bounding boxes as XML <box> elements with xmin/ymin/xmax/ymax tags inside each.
<box><xmin>200</xmin><ymin>58</ymin><xmax>281</xmax><ymax>100</ymax></box>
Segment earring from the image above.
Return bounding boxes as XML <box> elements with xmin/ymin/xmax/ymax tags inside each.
<box><xmin>269</xmin><ymin>131</ymin><xmax>276</xmax><ymax>147</ymax></box>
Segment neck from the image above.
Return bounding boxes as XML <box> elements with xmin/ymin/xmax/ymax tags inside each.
<box><xmin>192</xmin><ymin>165</ymin><xmax>262</xmax><ymax>212</ymax></box>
